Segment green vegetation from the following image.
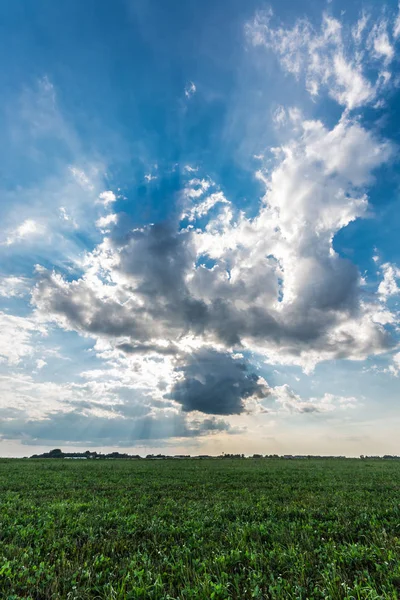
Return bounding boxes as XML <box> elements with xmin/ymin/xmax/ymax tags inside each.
<box><xmin>0</xmin><ymin>458</ymin><xmax>400</xmax><ymax>599</ymax></box>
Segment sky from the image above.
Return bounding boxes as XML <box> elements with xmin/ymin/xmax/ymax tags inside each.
<box><xmin>1</xmin><ymin>0</ymin><xmax>400</xmax><ymax>457</ymax></box>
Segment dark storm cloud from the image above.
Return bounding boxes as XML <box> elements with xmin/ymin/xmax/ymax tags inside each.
<box><xmin>166</xmin><ymin>349</ymin><xmax>269</xmax><ymax>415</ymax></box>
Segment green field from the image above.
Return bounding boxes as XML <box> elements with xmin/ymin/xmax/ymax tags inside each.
<box><xmin>1</xmin><ymin>458</ymin><xmax>400</xmax><ymax>599</ymax></box>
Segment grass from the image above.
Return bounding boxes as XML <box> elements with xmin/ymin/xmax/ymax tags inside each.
<box><xmin>0</xmin><ymin>458</ymin><xmax>400</xmax><ymax>599</ymax></box>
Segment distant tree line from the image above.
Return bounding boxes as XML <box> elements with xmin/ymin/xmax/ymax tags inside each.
<box><xmin>30</xmin><ymin>449</ymin><xmax>142</xmax><ymax>460</ymax></box>
<box><xmin>29</xmin><ymin>449</ymin><xmax>400</xmax><ymax>460</ymax></box>
<box><xmin>360</xmin><ymin>455</ymin><xmax>400</xmax><ymax>460</ymax></box>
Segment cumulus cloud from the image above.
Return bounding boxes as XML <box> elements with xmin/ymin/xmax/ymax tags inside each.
<box><xmin>246</xmin><ymin>8</ymin><xmax>399</xmax><ymax>110</ymax></box>
<box><xmin>378</xmin><ymin>263</ymin><xmax>400</xmax><ymax>299</ymax></box>
<box><xmin>97</xmin><ymin>190</ymin><xmax>117</xmax><ymax>206</ymax></box>
<box><xmin>95</xmin><ymin>213</ymin><xmax>118</xmax><ymax>232</ymax></box>
<box><xmin>1</xmin><ymin>19</ymin><xmax>399</xmax><ymax>449</ymax></box>
<box><xmin>1</xmin><ymin>6</ymin><xmax>399</xmax><ymax>453</ymax></box>
<box><xmin>11</xmin><ymin>36</ymin><xmax>394</xmax><ymax>428</ymax></box>
<box><xmin>167</xmin><ymin>349</ymin><xmax>269</xmax><ymax>415</ymax></box>
<box><xmin>31</xmin><ymin>223</ymin><xmax>208</xmax><ymax>347</ymax></box>
<box><xmin>30</xmin><ymin>107</ymin><xmax>396</xmax><ymax>419</ymax></box>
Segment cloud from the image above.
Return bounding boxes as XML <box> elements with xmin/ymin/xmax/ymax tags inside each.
<box><xmin>378</xmin><ymin>263</ymin><xmax>400</xmax><ymax>299</ymax></box>
<box><xmin>116</xmin><ymin>342</ymin><xmax>177</xmax><ymax>356</ymax></box>
<box><xmin>395</xmin><ymin>4</ymin><xmax>400</xmax><ymax>39</ymax></box>
<box><xmin>95</xmin><ymin>213</ymin><xmax>118</xmax><ymax>231</ymax></box>
<box><xmin>0</xmin><ymin>313</ymin><xmax>45</xmax><ymax>365</ymax></box>
<box><xmin>0</xmin><ymin>372</ymin><xmax>236</xmax><ymax>445</ymax></box>
<box><xmin>167</xmin><ymin>349</ymin><xmax>269</xmax><ymax>415</ymax></box>
<box><xmin>246</xmin><ymin>8</ymin><xmax>399</xmax><ymax>110</ymax></box>
<box><xmin>273</xmin><ymin>105</ymin><xmax>287</xmax><ymax>126</ymax></box>
<box><xmin>182</xmin><ymin>188</ymin><xmax>229</xmax><ymax>222</ymax></box>
<box><xmin>2</xmin><ymin>22</ymin><xmax>400</xmax><ymax>451</ymax></box>
<box><xmin>5</xmin><ymin>219</ymin><xmax>45</xmax><ymax>246</ymax></box>
<box><xmin>1</xmin><ymin>163</ymin><xmax>106</xmax><ymax>251</ymax></box>
<box><xmin>69</xmin><ymin>166</ymin><xmax>95</xmax><ymax>191</ymax></box>
<box><xmin>59</xmin><ymin>207</ymin><xmax>78</xmax><ymax>228</ymax></box>
<box><xmin>144</xmin><ymin>173</ymin><xmax>157</xmax><ymax>182</ymax></box>
<box><xmin>271</xmin><ymin>384</ymin><xmax>358</xmax><ymax>413</ymax></box>
<box><xmin>31</xmin><ymin>111</ymin><xmax>395</xmax><ymax>388</ymax></box>
<box><xmin>0</xmin><ymin>410</ymin><xmax>235</xmax><ymax>446</ymax></box>
<box><xmin>185</xmin><ymin>81</ymin><xmax>196</xmax><ymax>99</ymax></box>
<box><xmin>0</xmin><ymin>76</ymin><xmax>116</xmax><ymax>277</ymax></box>
<box><xmin>388</xmin><ymin>352</ymin><xmax>400</xmax><ymax>376</ymax></box>
<box><xmin>97</xmin><ymin>190</ymin><xmax>117</xmax><ymax>205</ymax></box>
<box><xmin>16</xmin><ymin>75</ymin><xmax>79</xmax><ymax>152</ymax></box>
<box><xmin>0</xmin><ymin>276</ymin><xmax>30</xmax><ymax>298</ymax></box>
<box><xmin>369</xmin><ymin>20</ymin><xmax>394</xmax><ymax>65</ymax></box>
<box><xmin>0</xmin><ymin>374</ymin><xmax>73</xmax><ymax>420</ymax></box>
<box><xmin>183</xmin><ymin>178</ymin><xmax>211</xmax><ymax>200</ymax></box>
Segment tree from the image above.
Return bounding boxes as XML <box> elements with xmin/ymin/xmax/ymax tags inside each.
<box><xmin>49</xmin><ymin>449</ymin><xmax>63</xmax><ymax>458</ymax></box>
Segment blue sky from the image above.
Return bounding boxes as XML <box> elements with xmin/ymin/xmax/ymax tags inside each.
<box><xmin>1</xmin><ymin>0</ymin><xmax>400</xmax><ymax>456</ymax></box>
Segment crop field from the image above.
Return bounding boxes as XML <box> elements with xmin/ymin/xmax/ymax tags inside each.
<box><xmin>0</xmin><ymin>459</ymin><xmax>400</xmax><ymax>599</ymax></box>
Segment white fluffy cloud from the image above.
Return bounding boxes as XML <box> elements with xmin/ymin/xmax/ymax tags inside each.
<box><xmin>95</xmin><ymin>213</ymin><xmax>118</xmax><ymax>232</ymax></box>
<box><xmin>378</xmin><ymin>262</ymin><xmax>400</xmax><ymax>299</ymax></box>
<box><xmin>98</xmin><ymin>190</ymin><xmax>117</xmax><ymax>206</ymax></box>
